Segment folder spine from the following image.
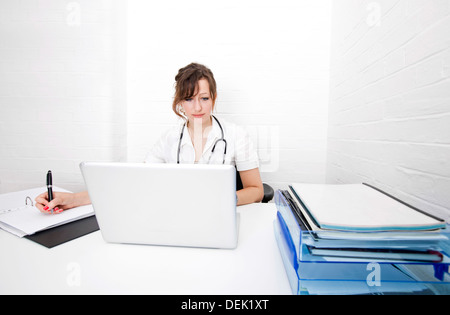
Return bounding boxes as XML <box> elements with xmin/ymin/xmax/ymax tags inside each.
<box><xmin>362</xmin><ymin>183</ymin><xmax>446</xmax><ymax>223</ymax></box>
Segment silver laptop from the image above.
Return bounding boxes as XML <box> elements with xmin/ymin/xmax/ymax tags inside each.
<box><xmin>80</xmin><ymin>162</ymin><xmax>238</xmax><ymax>249</ymax></box>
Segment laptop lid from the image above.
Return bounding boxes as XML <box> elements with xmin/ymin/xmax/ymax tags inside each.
<box><xmin>80</xmin><ymin>162</ymin><xmax>238</xmax><ymax>249</ymax></box>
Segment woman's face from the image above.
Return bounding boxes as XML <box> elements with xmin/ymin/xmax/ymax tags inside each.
<box><xmin>181</xmin><ymin>79</ymin><xmax>214</xmax><ymax>126</ymax></box>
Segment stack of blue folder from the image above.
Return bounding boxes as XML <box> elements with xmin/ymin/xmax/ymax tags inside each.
<box><xmin>273</xmin><ymin>184</ymin><xmax>450</xmax><ymax>295</ymax></box>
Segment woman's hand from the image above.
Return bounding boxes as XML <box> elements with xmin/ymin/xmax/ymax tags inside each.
<box><xmin>35</xmin><ymin>191</ymin><xmax>91</xmax><ymax>214</ymax></box>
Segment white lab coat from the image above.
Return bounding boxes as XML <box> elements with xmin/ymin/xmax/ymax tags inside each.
<box><xmin>145</xmin><ymin>117</ymin><xmax>259</xmax><ymax>172</ymax></box>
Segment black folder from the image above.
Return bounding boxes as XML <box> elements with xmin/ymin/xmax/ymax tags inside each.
<box><xmin>24</xmin><ymin>215</ymin><xmax>99</xmax><ymax>249</ymax></box>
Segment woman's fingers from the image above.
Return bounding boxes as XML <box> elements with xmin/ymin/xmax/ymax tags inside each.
<box><xmin>34</xmin><ymin>192</ymin><xmax>66</xmax><ymax>214</ymax></box>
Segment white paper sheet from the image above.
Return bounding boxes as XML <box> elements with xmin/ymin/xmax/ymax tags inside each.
<box><xmin>290</xmin><ymin>183</ymin><xmax>445</xmax><ymax>232</ymax></box>
<box><xmin>0</xmin><ymin>187</ymin><xmax>94</xmax><ymax>237</ymax></box>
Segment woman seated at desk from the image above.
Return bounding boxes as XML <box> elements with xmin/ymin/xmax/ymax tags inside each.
<box><xmin>35</xmin><ymin>63</ymin><xmax>264</xmax><ymax>214</ymax></box>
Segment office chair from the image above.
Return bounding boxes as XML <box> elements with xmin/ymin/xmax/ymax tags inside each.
<box><xmin>236</xmin><ymin>169</ymin><xmax>274</xmax><ymax>203</ymax></box>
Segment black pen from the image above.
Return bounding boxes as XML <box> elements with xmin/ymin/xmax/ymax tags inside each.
<box><xmin>47</xmin><ymin>170</ymin><xmax>54</xmax><ymax>214</ymax></box>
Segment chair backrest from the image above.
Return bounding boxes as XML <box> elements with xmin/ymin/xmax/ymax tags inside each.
<box><xmin>236</xmin><ymin>168</ymin><xmax>244</xmax><ymax>191</ymax></box>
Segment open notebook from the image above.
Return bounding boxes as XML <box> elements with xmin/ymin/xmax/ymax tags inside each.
<box><xmin>0</xmin><ymin>187</ymin><xmax>94</xmax><ymax>238</ymax></box>
<box><xmin>289</xmin><ymin>183</ymin><xmax>446</xmax><ymax>232</ymax></box>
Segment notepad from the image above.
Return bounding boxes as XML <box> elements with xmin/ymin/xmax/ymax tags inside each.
<box><xmin>0</xmin><ymin>187</ymin><xmax>94</xmax><ymax>237</ymax></box>
<box><xmin>289</xmin><ymin>183</ymin><xmax>446</xmax><ymax>232</ymax></box>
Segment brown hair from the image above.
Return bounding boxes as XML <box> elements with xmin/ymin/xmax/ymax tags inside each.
<box><xmin>172</xmin><ymin>63</ymin><xmax>217</xmax><ymax>119</ymax></box>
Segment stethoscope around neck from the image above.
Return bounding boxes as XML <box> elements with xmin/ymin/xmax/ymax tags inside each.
<box><xmin>177</xmin><ymin>115</ymin><xmax>227</xmax><ymax>164</ymax></box>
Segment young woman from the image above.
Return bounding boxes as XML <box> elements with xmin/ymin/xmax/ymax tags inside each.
<box><xmin>35</xmin><ymin>63</ymin><xmax>264</xmax><ymax>213</ymax></box>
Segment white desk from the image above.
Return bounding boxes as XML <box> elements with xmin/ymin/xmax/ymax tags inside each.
<box><xmin>0</xmin><ymin>203</ymin><xmax>291</xmax><ymax>295</ymax></box>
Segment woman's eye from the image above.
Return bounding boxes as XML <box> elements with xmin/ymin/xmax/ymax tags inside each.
<box><xmin>185</xmin><ymin>98</ymin><xmax>193</xmax><ymax>102</ymax></box>
<box><xmin>202</xmin><ymin>97</ymin><xmax>209</xmax><ymax>101</ymax></box>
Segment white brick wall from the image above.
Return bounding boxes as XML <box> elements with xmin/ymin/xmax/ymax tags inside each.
<box><xmin>8</xmin><ymin>0</ymin><xmax>448</xmax><ymax>222</ymax></box>
<box><xmin>327</xmin><ymin>0</ymin><xmax>450</xmax><ymax>220</ymax></box>
<box><xmin>126</xmin><ymin>0</ymin><xmax>333</xmax><ymax>190</ymax></box>
<box><xmin>0</xmin><ymin>0</ymin><xmax>127</xmax><ymax>193</ymax></box>
<box><xmin>0</xmin><ymin>1</ymin><xmax>333</xmax><ymax>194</ymax></box>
